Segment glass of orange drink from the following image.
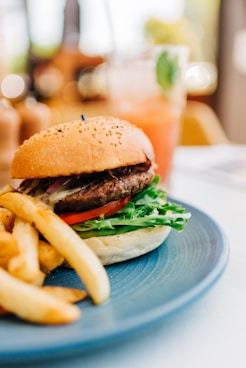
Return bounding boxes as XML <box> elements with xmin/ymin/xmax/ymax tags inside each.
<box><xmin>106</xmin><ymin>45</ymin><xmax>189</xmax><ymax>188</ymax></box>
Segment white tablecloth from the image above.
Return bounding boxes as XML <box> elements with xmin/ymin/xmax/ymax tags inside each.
<box><xmin>18</xmin><ymin>145</ymin><xmax>246</xmax><ymax>368</ymax></box>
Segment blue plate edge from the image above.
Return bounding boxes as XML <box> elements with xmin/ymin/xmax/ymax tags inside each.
<box><xmin>0</xmin><ymin>199</ymin><xmax>230</xmax><ymax>364</ymax></box>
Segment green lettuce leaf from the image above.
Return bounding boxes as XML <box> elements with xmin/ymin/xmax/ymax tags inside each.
<box><xmin>72</xmin><ymin>176</ymin><xmax>191</xmax><ymax>239</ymax></box>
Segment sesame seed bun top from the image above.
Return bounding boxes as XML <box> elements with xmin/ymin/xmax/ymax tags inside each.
<box><xmin>11</xmin><ymin>116</ymin><xmax>155</xmax><ymax>179</ymax></box>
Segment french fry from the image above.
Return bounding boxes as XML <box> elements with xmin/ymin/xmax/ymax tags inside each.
<box><xmin>0</xmin><ymin>219</ymin><xmax>4</xmax><ymax>232</ymax></box>
<box><xmin>32</xmin><ymin>270</ymin><xmax>46</xmax><ymax>286</ymax></box>
<box><xmin>0</xmin><ymin>184</ymin><xmax>15</xmax><ymax>196</ymax></box>
<box><xmin>0</xmin><ymin>225</ymin><xmax>19</xmax><ymax>269</ymax></box>
<box><xmin>0</xmin><ymin>232</ymin><xmax>19</xmax><ymax>268</ymax></box>
<box><xmin>0</xmin><ymin>193</ymin><xmax>110</xmax><ymax>304</ymax></box>
<box><xmin>8</xmin><ymin>217</ymin><xmax>44</xmax><ymax>284</ymax></box>
<box><xmin>0</xmin><ymin>207</ymin><xmax>15</xmax><ymax>232</ymax></box>
<box><xmin>43</xmin><ymin>286</ymin><xmax>87</xmax><ymax>303</ymax></box>
<box><xmin>0</xmin><ymin>267</ymin><xmax>80</xmax><ymax>324</ymax></box>
<box><xmin>38</xmin><ymin>239</ymin><xmax>64</xmax><ymax>272</ymax></box>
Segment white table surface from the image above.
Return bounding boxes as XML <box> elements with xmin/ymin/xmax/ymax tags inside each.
<box><xmin>18</xmin><ymin>146</ymin><xmax>246</xmax><ymax>368</ymax></box>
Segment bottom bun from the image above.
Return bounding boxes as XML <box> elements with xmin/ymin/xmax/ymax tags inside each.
<box><xmin>83</xmin><ymin>226</ymin><xmax>171</xmax><ymax>265</ymax></box>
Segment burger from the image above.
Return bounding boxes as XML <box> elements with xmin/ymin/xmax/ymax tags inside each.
<box><xmin>11</xmin><ymin>116</ymin><xmax>190</xmax><ymax>265</ymax></box>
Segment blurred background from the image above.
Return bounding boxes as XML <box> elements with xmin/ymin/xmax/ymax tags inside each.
<box><xmin>0</xmin><ymin>0</ymin><xmax>245</xmax><ymax>148</ymax></box>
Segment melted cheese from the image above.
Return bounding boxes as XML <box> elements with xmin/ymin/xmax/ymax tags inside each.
<box><xmin>37</xmin><ymin>187</ymin><xmax>81</xmax><ymax>209</ymax></box>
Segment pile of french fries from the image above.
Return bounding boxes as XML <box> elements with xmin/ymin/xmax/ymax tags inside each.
<box><xmin>0</xmin><ymin>185</ymin><xmax>110</xmax><ymax>325</ymax></box>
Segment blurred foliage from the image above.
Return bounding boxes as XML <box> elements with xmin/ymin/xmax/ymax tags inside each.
<box><xmin>5</xmin><ymin>53</ymin><xmax>28</xmax><ymax>74</ymax></box>
<box><xmin>144</xmin><ymin>0</ymin><xmax>220</xmax><ymax>63</ymax></box>
<box><xmin>30</xmin><ymin>43</ymin><xmax>60</xmax><ymax>59</ymax></box>
<box><xmin>145</xmin><ymin>16</ymin><xmax>203</xmax><ymax>61</ymax></box>
<box><xmin>185</xmin><ymin>0</ymin><xmax>220</xmax><ymax>62</ymax></box>
<box><xmin>6</xmin><ymin>43</ymin><xmax>60</xmax><ymax>74</ymax></box>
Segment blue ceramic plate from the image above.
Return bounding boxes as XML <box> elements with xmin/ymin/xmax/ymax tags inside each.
<box><xmin>0</xmin><ymin>200</ymin><xmax>229</xmax><ymax>364</ymax></box>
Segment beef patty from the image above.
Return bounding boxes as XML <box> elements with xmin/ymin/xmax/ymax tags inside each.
<box><xmin>18</xmin><ymin>163</ymin><xmax>155</xmax><ymax>213</ymax></box>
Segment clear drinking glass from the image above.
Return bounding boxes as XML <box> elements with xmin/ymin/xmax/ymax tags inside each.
<box><xmin>106</xmin><ymin>45</ymin><xmax>189</xmax><ymax>187</ymax></box>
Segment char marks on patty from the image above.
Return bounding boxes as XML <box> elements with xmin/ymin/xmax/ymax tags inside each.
<box><xmin>18</xmin><ymin>162</ymin><xmax>155</xmax><ymax>213</ymax></box>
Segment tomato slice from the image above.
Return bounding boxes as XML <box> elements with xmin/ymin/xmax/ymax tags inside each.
<box><xmin>59</xmin><ymin>196</ymin><xmax>130</xmax><ymax>225</ymax></box>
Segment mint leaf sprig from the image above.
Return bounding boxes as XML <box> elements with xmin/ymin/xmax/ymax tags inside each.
<box><xmin>156</xmin><ymin>50</ymin><xmax>179</xmax><ymax>97</ymax></box>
